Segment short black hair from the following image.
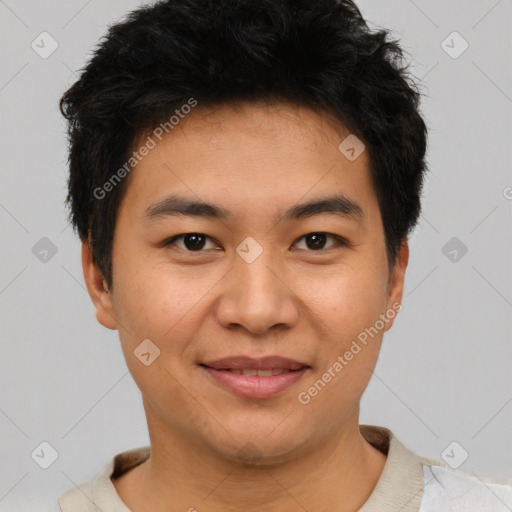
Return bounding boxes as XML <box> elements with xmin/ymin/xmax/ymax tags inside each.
<box><xmin>60</xmin><ymin>0</ymin><xmax>428</xmax><ymax>289</ymax></box>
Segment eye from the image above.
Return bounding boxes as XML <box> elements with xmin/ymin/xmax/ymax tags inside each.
<box><xmin>294</xmin><ymin>232</ymin><xmax>347</xmax><ymax>251</ymax></box>
<box><xmin>163</xmin><ymin>232</ymin><xmax>348</xmax><ymax>253</ymax></box>
<box><xmin>164</xmin><ymin>233</ymin><xmax>219</xmax><ymax>252</ymax></box>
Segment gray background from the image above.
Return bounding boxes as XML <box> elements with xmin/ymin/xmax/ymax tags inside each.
<box><xmin>1</xmin><ymin>0</ymin><xmax>511</xmax><ymax>510</ymax></box>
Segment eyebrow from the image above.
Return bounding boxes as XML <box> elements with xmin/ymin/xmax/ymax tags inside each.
<box><xmin>143</xmin><ymin>193</ymin><xmax>364</xmax><ymax>223</ymax></box>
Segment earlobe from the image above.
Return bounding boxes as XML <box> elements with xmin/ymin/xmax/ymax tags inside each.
<box><xmin>384</xmin><ymin>241</ymin><xmax>409</xmax><ymax>331</ymax></box>
<box><xmin>81</xmin><ymin>241</ymin><xmax>118</xmax><ymax>330</ymax></box>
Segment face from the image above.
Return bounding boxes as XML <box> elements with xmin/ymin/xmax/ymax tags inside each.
<box><xmin>83</xmin><ymin>101</ymin><xmax>408</xmax><ymax>464</ymax></box>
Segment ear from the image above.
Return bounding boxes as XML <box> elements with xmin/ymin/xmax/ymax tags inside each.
<box><xmin>384</xmin><ymin>241</ymin><xmax>409</xmax><ymax>332</ymax></box>
<box><xmin>81</xmin><ymin>240</ymin><xmax>118</xmax><ymax>330</ymax></box>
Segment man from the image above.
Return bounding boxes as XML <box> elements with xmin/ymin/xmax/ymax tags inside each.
<box><xmin>58</xmin><ymin>0</ymin><xmax>512</xmax><ymax>510</ymax></box>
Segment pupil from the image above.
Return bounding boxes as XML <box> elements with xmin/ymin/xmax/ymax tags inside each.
<box><xmin>184</xmin><ymin>233</ymin><xmax>205</xmax><ymax>250</ymax></box>
<box><xmin>306</xmin><ymin>233</ymin><xmax>326</xmax><ymax>250</ymax></box>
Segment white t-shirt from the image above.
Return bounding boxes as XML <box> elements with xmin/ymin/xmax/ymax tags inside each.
<box><xmin>58</xmin><ymin>425</ymin><xmax>512</xmax><ymax>511</ymax></box>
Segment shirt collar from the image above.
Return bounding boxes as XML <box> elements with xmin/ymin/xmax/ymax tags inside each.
<box><xmin>359</xmin><ymin>424</ymin><xmax>424</xmax><ymax>512</ymax></box>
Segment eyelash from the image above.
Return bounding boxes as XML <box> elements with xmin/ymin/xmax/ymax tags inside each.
<box><xmin>163</xmin><ymin>232</ymin><xmax>348</xmax><ymax>253</ymax></box>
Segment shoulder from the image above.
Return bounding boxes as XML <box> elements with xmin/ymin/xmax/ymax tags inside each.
<box><xmin>418</xmin><ymin>455</ymin><xmax>512</xmax><ymax>512</ymax></box>
<box><xmin>363</xmin><ymin>425</ymin><xmax>512</xmax><ymax>512</ymax></box>
<box><xmin>58</xmin><ymin>446</ymin><xmax>150</xmax><ymax>511</ymax></box>
<box><xmin>58</xmin><ymin>481</ymin><xmax>97</xmax><ymax>512</ymax></box>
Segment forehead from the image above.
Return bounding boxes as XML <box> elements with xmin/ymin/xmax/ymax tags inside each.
<box><xmin>120</xmin><ymin>101</ymin><xmax>377</xmax><ymax>222</ymax></box>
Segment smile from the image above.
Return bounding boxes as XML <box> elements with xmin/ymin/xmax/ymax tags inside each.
<box><xmin>199</xmin><ymin>354</ymin><xmax>311</xmax><ymax>399</ymax></box>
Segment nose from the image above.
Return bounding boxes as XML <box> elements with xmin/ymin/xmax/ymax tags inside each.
<box><xmin>214</xmin><ymin>244</ymin><xmax>300</xmax><ymax>337</ymax></box>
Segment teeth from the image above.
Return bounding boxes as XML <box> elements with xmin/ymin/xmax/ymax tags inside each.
<box><xmin>225</xmin><ymin>368</ymin><xmax>292</xmax><ymax>376</ymax></box>
<box><xmin>256</xmin><ymin>369</ymin><xmax>273</xmax><ymax>377</ymax></box>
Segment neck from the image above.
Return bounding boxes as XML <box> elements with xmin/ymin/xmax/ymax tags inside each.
<box><xmin>113</xmin><ymin>409</ymin><xmax>387</xmax><ymax>512</ymax></box>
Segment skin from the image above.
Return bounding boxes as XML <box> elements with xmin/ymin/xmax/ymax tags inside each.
<box><xmin>82</xmin><ymin>100</ymin><xmax>409</xmax><ymax>512</ymax></box>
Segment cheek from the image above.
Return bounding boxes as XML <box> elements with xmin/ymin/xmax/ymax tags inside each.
<box><xmin>296</xmin><ymin>269</ymin><xmax>387</xmax><ymax>420</ymax></box>
<box><xmin>113</xmin><ymin>252</ymin><xmax>170</xmax><ymax>323</ymax></box>
<box><xmin>300</xmin><ymin>261</ymin><xmax>388</xmax><ymax>392</ymax></box>
<box><xmin>112</xmin><ymin>263</ymin><xmax>215</xmax><ymax>358</ymax></box>
<box><xmin>308</xmin><ymin>262</ymin><xmax>389</xmax><ymax>338</ymax></box>
<box><xmin>111</xmin><ymin>270</ymin><xmax>197</xmax><ymax>403</ymax></box>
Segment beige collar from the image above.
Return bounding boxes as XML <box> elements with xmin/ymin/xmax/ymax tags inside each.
<box><xmin>359</xmin><ymin>425</ymin><xmax>424</xmax><ymax>511</ymax></box>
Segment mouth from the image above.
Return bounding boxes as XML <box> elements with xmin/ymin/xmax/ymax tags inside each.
<box><xmin>207</xmin><ymin>367</ymin><xmax>296</xmax><ymax>376</ymax></box>
<box><xmin>199</xmin><ymin>355</ymin><xmax>311</xmax><ymax>399</ymax></box>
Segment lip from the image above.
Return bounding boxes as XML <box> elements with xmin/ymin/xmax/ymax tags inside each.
<box><xmin>199</xmin><ymin>355</ymin><xmax>311</xmax><ymax>399</ymax></box>
<box><xmin>201</xmin><ymin>355</ymin><xmax>309</xmax><ymax>371</ymax></box>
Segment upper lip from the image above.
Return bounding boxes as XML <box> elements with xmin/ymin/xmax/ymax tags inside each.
<box><xmin>201</xmin><ymin>356</ymin><xmax>310</xmax><ymax>371</ymax></box>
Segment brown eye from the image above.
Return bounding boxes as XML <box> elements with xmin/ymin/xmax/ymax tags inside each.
<box><xmin>294</xmin><ymin>233</ymin><xmax>346</xmax><ymax>251</ymax></box>
<box><xmin>165</xmin><ymin>233</ymin><xmax>217</xmax><ymax>252</ymax></box>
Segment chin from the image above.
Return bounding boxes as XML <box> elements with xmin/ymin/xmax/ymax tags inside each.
<box><xmin>205</xmin><ymin>422</ymin><xmax>311</xmax><ymax>466</ymax></box>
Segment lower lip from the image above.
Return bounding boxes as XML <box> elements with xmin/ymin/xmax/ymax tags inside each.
<box><xmin>201</xmin><ymin>366</ymin><xmax>309</xmax><ymax>399</ymax></box>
